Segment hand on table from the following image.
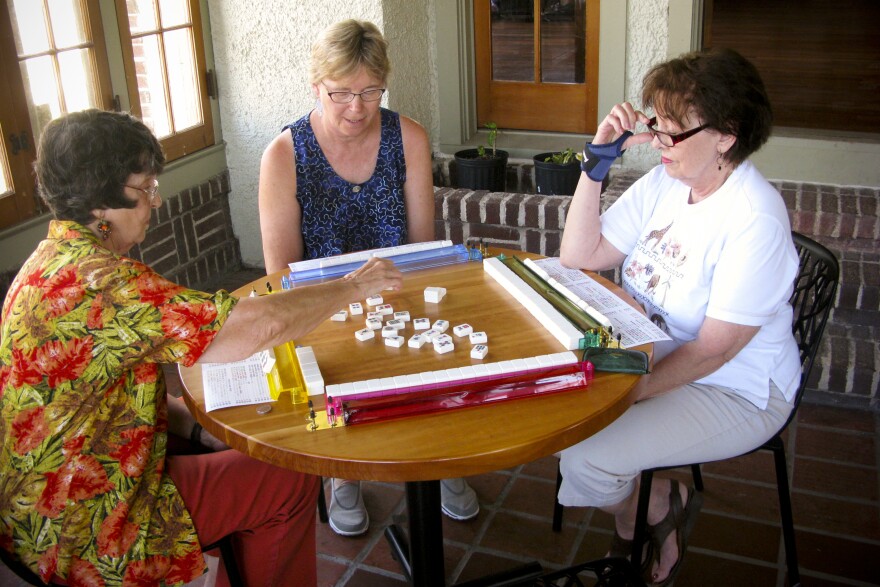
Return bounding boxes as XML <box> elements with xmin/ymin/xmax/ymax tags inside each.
<box><xmin>344</xmin><ymin>257</ymin><xmax>403</xmax><ymax>296</ymax></box>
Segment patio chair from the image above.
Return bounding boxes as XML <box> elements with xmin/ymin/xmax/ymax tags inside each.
<box><xmin>552</xmin><ymin>231</ymin><xmax>839</xmax><ymax>587</ymax></box>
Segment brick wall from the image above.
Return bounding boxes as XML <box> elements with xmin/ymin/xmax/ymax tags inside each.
<box><xmin>432</xmin><ymin>160</ymin><xmax>880</xmax><ymax>409</ymax></box>
<box><xmin>129</xmin><ymin>170</ymin><xmax>243</xmax><ymax>289</ymax></box>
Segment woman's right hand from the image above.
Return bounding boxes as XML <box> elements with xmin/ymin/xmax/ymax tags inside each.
<box><xmin>595</xmin><ymin>102</ymin><xmax>653</xmax><ymax>150</ymax></box>
<box><xmin>343</xmin><ymin>257</ymin><xmax>403</xmax><ymax>297</ymax></box>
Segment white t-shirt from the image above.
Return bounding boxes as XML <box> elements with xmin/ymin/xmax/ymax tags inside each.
<box><xmin>601</xmin><ymin>161</ymin><xmax>801</xmax><ymax>408</ymax></box>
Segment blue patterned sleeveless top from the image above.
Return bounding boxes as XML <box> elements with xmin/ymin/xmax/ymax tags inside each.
<box><xmin>285</xmin><ymin>108</ymin><xmax>408</xmax><ymax>260</ymax></box>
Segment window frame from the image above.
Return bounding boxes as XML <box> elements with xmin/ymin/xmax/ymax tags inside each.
<box><xmin>114</xmin><ymin>0</ymin><xmax>215</xmax><ymax>161</ymax></box>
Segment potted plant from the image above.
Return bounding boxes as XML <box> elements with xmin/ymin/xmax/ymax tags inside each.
<box><xmin>454</xmin><ymin>122</ymin><xmax>508</xmax><ymax>191</ymax></box>
<box><xmin>533</xmin><ymin>147</ymin><xmax>583</xmax><ymax>196</ymax></box>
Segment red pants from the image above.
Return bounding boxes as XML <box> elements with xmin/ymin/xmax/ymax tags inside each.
<box><xmin>167</xmin><ymin>447</ymin><xmax>319</xmax><ymax>587</ymax></box>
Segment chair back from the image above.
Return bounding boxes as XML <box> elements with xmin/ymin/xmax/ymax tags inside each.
<box><xmin>786</xmin><ymin>231</ymin><xmax>840</xmax><ymax>420</ymax></box>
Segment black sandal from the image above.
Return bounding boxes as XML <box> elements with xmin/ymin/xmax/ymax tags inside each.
<box><xmin>647</xmin><ymin>479</ymin><xmax>702</xmax><ymax>586</ymax></box>
<box><xmin>606</xmin><ymin>529</ymin><xmax>653</xmax><ymax>576</ymax></box>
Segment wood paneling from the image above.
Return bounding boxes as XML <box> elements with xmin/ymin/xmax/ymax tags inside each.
<box><xmin>704</xmin><ymin>0</ymin><xmax>880</xmax><ymax>133</ymax></box>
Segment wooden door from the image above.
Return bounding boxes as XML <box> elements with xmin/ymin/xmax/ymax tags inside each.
<box><xmin>474</xmin><ymin>0</ymin><xmax>599</xmax><ymax>134</ymax></box>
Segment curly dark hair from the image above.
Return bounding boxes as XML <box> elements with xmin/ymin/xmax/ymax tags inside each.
<box><xmin>35</xmin><ymin>109</ymin><xmax>165</xmax><ymax>224</ymax></box>
<box><xmin>641</xmin><ymin>48</ymin><xmax>773</xmax><ymax>166</ymax></box>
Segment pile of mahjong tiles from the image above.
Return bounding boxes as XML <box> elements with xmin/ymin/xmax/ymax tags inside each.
<box><xmin>329</xmin><ymin>286</ymin><xmax>489</xmax><ymax>360</ymax></box>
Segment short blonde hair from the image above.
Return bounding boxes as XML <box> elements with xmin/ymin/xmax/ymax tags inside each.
<box><xmin>309</xmin><ymin>20</ymin><xmax>390</xmax><ymax>85</ymax></box>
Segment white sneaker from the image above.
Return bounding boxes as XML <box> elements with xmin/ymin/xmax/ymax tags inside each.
<box><xmin>328</xmin><ymin>479</ymin><xmax>369</xmax><ymax>536</ymax></box>
<box><xmin>440</xmin><ymin>478</ymin><xmax>480</xmax><ymax>521</ymax></box>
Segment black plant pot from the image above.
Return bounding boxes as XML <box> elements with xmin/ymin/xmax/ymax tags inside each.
<box><xmin>454</xmin><ymin>148</ymin><xmax>508</xmax><ymax>191</ymax></box>
<box><xmin>533</xmin><ymin>152</ymin><xmax>581</xmax><ymax>196</ymax></box>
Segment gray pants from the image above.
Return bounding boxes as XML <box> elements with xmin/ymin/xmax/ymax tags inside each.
<box><xmin>558</xmin><ymin>382</ymin><xmax>793</xmax><ymax>508</ymax></box>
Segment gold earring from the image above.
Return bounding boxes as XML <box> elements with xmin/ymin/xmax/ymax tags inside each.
<box><xmin>97</xmin><ymin>218</ymin><xmax>111</xmax><ymax>240</ymax></box>
<box><xmin>716</xmin><ymin>153</ymin><xmax>723</xmax><ymax>171</ymax></box>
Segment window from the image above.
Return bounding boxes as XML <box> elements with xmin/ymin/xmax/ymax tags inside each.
<box><xmin>474</xmin><ymin>0</ymin><xmax>600</xmax><ymax>134</ymax></box>
<box><xmin>0</xmin><ymin>0</ymin><xmax>113</xmax><ymax>229</ymax></box>
<box><xmin>0</xmin><ymin>0</ymin><xmax>215</xmax><ymax>230</ymax></box>
<box><xmin>704</xmin><ymin>0</ymin><xmax>880</xmax><ymax>134</ymax></box>
<box><xmin>115</xmin><ymin>0</ymin><xmax>214</xmax><ymax>160</ymax></box>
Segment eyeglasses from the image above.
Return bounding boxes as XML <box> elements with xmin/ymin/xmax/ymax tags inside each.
<box><xmin>126</xmin><ymin>179</ymin><xmax>161</xmax><ymax>205</ymax></box>
<box><xmin>321</xmin><ymin>82</ymin><xmax>386</xmax><ymax>104</ymax></box>
<box><xmin>646</xmin><ymin>116</ymin><xmax>708</xmax><ymax>147</ymax></box>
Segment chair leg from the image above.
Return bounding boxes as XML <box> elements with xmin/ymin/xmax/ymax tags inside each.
<box><xmin>771</xmin><ymin>441</ymin><xmax>801</xmax><ymax>586</ymax></box>
<box><xmin>691</xmin><ymin>464</ymin><xmax>704</xmax><ymax>492</ymax></box>
<box><xmin>631</xmin><ymin>470</ymin><xmax>654</xmax><ymax>570</ymax></box>
<box><xmin>317</xmin><ymin>476</ymin><xmax>329</xmax><ymax>523</ymax></box>
<box><xmin>552</xmin><ymin>464</ymin><xmax>564</xmax><ymax>532</ymax></box>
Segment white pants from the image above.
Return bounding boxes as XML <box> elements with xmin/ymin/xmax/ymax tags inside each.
<box><xmin>558</xmin><ymin>382</ymin><xmax>793</xmax><ymax>508</ymax></box>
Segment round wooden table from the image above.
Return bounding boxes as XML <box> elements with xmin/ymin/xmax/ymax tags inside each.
<box><xmin>179</xmin><ymin>249</ymin><xmax>647</xmax><ymax>586</ymax></box>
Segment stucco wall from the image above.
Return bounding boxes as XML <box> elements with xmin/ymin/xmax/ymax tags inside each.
<box><xmin>207</xmin><ymin>1</ymin><xmax>437</xmax><ymax>267</ymax></box>
<box><xmin>207</xmin><ymin>1</ymin><xmax>383</xmax><ymax>266</ymax></box>
<box><xmin>621</xmin><ymin>0</ymin><xmax>667</xmax><ymax>171</ymax></box>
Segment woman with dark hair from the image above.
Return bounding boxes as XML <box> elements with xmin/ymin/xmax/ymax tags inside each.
<box><xmin>0</xmin><ymin>109</ymin><xmax>402</xmax><ymax>586</ymax></box>
<box><xmin>557</xmin><ymin>49</ymin><xmax>799</xmax><ymax>585</ymax></box>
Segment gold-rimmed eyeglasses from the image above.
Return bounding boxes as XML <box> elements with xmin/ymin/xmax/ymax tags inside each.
<box><xmin>126</xmin><ymin>180</ymin><xmax>161</xmax><ymax>205</ymax></box>
<box><xmin>321</xmin><ymin>82</ymin><xmax>386</xmax><ymax>104</ymax></box>
<box><xmin>646</xmin><ymin>116</ymin><xmax>708</xmax><ymax>147</ymax></box>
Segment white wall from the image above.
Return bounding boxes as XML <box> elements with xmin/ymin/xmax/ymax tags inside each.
<box><xmin>207</xmin><ymin>0</ymin><xmax>437</xmax><ymax>267</ymax></box>
<box><xmin>620</xmin><ymin>0</ymin><xmax>668</xmax><ymax>170</ymax></box>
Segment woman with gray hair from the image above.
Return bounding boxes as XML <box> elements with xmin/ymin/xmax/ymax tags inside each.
<box><xmin>0</xmin><ymin>109</ymin><xmax>401</xmax><ymax>586</ymax></box>
<box><xmin>259</xmin><ymin>19</ymin><xmax>478</xmax><ymax>538</ymax></box>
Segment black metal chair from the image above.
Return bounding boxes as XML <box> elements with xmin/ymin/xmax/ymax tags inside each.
<box><xmin>1</xmin><ymin>535</ymin><xmax>241</xmax><ymax>586</ymax></box>
<box><xmin>552</xmin><ymin>231</ymin><xmax>839</xmax><ymax>587</ymax></box>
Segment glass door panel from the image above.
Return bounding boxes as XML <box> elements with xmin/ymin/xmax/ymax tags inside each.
<box><xmin>540</xmin><ymin>0</ymin><xmax>585</xmax><ymax>83</ymax></box>
<box><xmin>491</xmin><ymin>1</ymin><xmax>534</xmax><ymax>82</ymax></box>
<box><xmin>46</xmin><ymin>0</ymin><xmax>88</xmax><ymax>47</ymax></box>
<box><xmin>164</xmin><ymin>27</ymin><xmax>201</xmax><ymax>132</ymax></box>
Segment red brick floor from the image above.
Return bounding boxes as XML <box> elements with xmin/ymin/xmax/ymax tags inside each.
<box><xmin>312</xmin><ymin>403</ymin><xmax>879</xmax><ymax>586</ymax></box>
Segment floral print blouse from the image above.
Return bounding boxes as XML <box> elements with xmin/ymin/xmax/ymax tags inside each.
<box><xmin>0</xmin><ymin>220</ymin><xmax>238</xmax><ymax>586</ymax></box>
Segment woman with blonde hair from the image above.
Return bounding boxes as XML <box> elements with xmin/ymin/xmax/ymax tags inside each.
<box><xmin>258</xmin><ymin>19</ymin><xmax>479</xmax><ymax>537</ymax></box>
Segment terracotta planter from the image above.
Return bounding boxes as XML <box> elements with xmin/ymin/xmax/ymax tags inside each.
<box><xmin>533</xmin><ymin>152</ymin><xmax>581</xmax><ymax>196</ymax></box>
<box><xmin>454</xmin><ymin>148</ymin><xmax>508</xmax><ymax>191</ymax></box>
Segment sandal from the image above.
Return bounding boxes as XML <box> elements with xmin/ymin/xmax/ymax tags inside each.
<box><xmin>647</xmin><ymin>480</ymin><xmax>702</xmax><ymax>586</ymax></box>
<box><xmin>606</xmin><ymin>530</ymin><xmax>653</xmax><ymax>576</ymax></box>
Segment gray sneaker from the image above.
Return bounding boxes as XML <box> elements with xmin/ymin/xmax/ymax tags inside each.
<box><xmin>440</xmin><ymin>478</ymin><xmax>479</xmax><ymax>521</ymax></box>
<box><xmin>328</xmin><ymin>479</ymin><xmax>369</xmax><ymax>536</ymax></box>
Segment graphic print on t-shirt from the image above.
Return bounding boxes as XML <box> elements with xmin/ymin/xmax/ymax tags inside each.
<box><xmin>623</xmin><ymin>219</ymin><xmax>690</xmax><ymax>322</ymax></box>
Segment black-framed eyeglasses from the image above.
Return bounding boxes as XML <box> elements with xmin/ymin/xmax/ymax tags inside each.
<box><xmin>125</xmin><ymin>179</ymin><xmax>161</xmax><ymax>205</ymax></box>
<box><xmin>646</xmin><ymin>116</ymin><xmax>708</xmax><ymax>147</ymax></box>
<box><xmin>321</xmin><ymin>82</ymin><xmax>386</xmax><ymax>104</ymax></box>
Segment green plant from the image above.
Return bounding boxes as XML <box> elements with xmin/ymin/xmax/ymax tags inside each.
<box><xmin>476</xmin><ymin>122</ymin><xmax>500</xmax><ymax>158</ymax></box>
<box><xmin>543</xmin><ymin>147</ymin><xmax>584</xmax><ymax>165</ymax></box>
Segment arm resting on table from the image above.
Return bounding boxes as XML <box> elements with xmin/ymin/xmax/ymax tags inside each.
<box><xmin>198</xmin><ymin>258</ymin><xmax>402</xmax><ymax>363</ymax></box>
